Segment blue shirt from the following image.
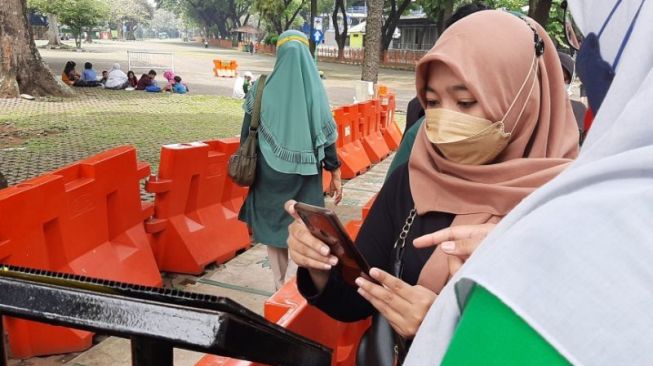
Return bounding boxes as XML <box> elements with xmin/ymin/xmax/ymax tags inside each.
<box><xmin>82</xmin><ymin>69</ymin><xmax>97</xmax><ymax>82</ymax></box>
<box><xmin>172</xmin><ymin>83</ymin><xmax>187</xmax><ymax>94</ymax></box>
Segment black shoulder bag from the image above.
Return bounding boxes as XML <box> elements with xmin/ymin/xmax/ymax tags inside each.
<box><xmin>357</xmin><ymin>208</ymin><xmax>417</xmax><ymax>366</ymax></box>
<box><xmin>228</xmin><ymin>75</ymin><xmax>267</xmax><ymax>187</ymax></box>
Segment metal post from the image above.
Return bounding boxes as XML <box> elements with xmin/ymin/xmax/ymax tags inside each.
<box><xmin>131</xmin><ymin>338</ymin><xmax>173</xmax><ymax>366</ymax></box>
<box><xmin>0</xmin><ymin>315</ymin><xmax>7</xmax><ymax>366</ymax></box>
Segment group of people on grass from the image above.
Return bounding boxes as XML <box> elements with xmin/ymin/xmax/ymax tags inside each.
<box><xmin>61</xmin><ymin>61</ymin><xmax>188</xmax><ymax>94</ymax></box>
<box><xmin>237</xmin><ymin>0</ymin><xmax>653</xmax><ymax>364</ymax></box>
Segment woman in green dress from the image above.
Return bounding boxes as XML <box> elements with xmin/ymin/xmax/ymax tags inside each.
<box><xmin>238</xmin><ymin>30</ymin><xmax>342</xmax><ymax>290</ymax></box>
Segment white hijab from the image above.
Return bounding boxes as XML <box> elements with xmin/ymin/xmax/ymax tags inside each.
<box><xmin>106</xmin><ymin>63</ymin><xmax>128</xmax><ymax>87</ymax></box>
<box><xmin>405</xmin><ymin>1</ymin><xmax>653</xmax><ymax>365</ymax></box>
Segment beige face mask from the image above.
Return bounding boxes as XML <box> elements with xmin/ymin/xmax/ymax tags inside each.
<box><xmin>424</xmin><ymin>54</ymin><xmax>539</xmax><ymax>165</ymax></box>
<box><xmin>424</xmin><ymin>108</ymin><xmax>511</xmax><ymax>165</ymax></box>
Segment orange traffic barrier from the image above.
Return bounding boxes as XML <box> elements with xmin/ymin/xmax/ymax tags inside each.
<box><xmin>358</xmin><ymin>100</ymin><xmax>390</xmax><ymax>163</ymax></box>
<box><xmin>334</xmin><ymin>105</ymin><xmax>371</xmax><ymax>179</ymax></box>
<box><xmin>0</xmin><ymin>146</ymin><xmax>162</xmax><ymax>358</ymax></box>
<box><xmin>195</xmin><ymin>279</ymin><xmax>371</xmax><ymax>366</ymax></box>
<box><xmin>213</xmin><ymin>59</ymin><xmax>238</xmax><ymax>77</ymax></box>
<box><xmin>380</xmin><ymin>94</ymin><xmax>402</xmax><ymax>150</ymax></box>
<box><xmin>344</xmin><ymin>195</ymin><xmax>377</xmax><ymax>240</ymax></box>
<box><xmin>205</xmin><ymin>138</ymin><xmax>249</xmax><ymax>220</ymax></box>
<box><xmin>145</xmin><ymin>140</ymin><xmax>250</xmax><ymax>274</ymax></box>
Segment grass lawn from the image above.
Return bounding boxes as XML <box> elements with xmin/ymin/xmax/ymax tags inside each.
<box><xmin>0</xmin><ymin>89</ymin><xmax>405</xmax><ymax>186</ymax></box>
<box><xmin>0</xmin><ymin>89</ymin><xmax>246</xmax><ymax>184</ymax></box>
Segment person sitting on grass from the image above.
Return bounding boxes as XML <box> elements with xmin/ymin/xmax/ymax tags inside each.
<box><xmin>81</xmin><ymin>62</ymin><xmax>98</xmax><ymax>82</ymax></box>
<box><xmin>172</xmin><ymin>76</ymin><xmax>188</xmax><ymax>94</ymax></box>
<box><xmin>104</xmin><ymin>63</ymin><xmax>129</xmax><ymax>90</ymax></box>
<box><xmin>163</xmin><ymin>70</ymin><xmax>176</xmax><ymax>91</ymax></box>
<box><xmin>127</xmin><ymin>71</ymin><xmax>139</xmax><ymax>88</ymax></box>
<box><xmin>136</xmin><ymin>69</ymin><xmax>157</xmax><ymax>90</ymax></box>
<box><xmin>100</xmin><ymin>70</ymin><xmax>108</xmax><ymax>85</ymax></box>
<box><xmin>62</xmin><ymin>61</ymin><xmax>98</xmax><ymax>87</ymax></box>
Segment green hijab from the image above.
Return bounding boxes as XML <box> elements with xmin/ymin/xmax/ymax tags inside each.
<box><xmin>244</xmin><ymin>30</ymin><xmax>337</xmax><ymax>175</ymax></box>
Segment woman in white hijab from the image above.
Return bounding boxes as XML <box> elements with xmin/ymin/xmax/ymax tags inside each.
<box><xmin>105</xmin><ymin>63</ymin><xmax>129</xmax><ymax>90</ymax></box>
<box><xmin>405</xmin><ymin>0</ymin><xmax>653</xmax><ymax>364</ymax></box>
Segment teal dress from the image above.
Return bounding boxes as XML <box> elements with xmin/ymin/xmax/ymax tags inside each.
<box><xmin>386</xmin><ymin>117</ymin><xmax>423</xmax><ymax>179</ymax></box>
<box><xmin>239</xmin><ymin>31</ymin><xmax>339</xmax><ymax>249</ymax></box>
<box><xmin>238</xmin><ymin>112</ymin><xmax>340</xmax><ymax>248</ymax></box>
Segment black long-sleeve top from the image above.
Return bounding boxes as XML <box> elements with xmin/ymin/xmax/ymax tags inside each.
<box><xmin>297</xmin><ymin>163</ymin><xmax>454</xmax><ymax>322</ymax></box>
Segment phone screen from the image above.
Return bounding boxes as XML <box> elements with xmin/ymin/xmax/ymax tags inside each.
<box><xmin>294</xmin><ymin>202</ymin><xmax>374</xmax><ymax>286</ymax></box>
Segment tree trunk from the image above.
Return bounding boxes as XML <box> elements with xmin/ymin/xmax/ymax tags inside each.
<box><xmin>361</xmin><ymin>0</ymin><xmax>383</xmax><ymax>82</ymax></box>
<box><xmin>381</xmin><ymin>0</ymin><xmax>411</xmax><ymax>51</ymax></box>
<box><xmin>0</xmin><ymin>0</ymin><xmax>71</xmax><ymax>97</ymax></box>
<box><xmin>46</xmin><ymin>14</ymin><xmax>63</xmax><ymax>48</ymax></box>
<box><xmin>332</xmin><ymin>0</ymin><xmax>347</xmax><ymax>61</ymax></box>
<box><xmin>309</xmin><ymin>0</ymin><xmax>317</xmax><ymax>54</ymax></box>
<box><xmin>528</xmin><ymin>0</ymin><xmax>553</xmax><ymax>27</ymax></box>
<box><xmin>85</xmin><ymin>28</ymin><xmax>93</xmax><ymax>43</ymax></box>
<box><xmin>74</xmin><ymin>29</ymin><xmax>82</xmax><ymax>48</ymax></box>
<box><xmin>436</xmin><ymin>0</ymin><xmax>455</xmax><ymax>36</ymax></box>
<box><xmin>284</xmin><ymin>0</ymin><xmax>307</xmax><ymax>31</ymax></box>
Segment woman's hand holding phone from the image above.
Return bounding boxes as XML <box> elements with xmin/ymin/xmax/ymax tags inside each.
<box><xmin>355</xmin><ymin>268</ymin><xmax>437</xmax><ymax>338</ymax></box>
<box><xmin>286</xmin><ymin>200</ymin><xmax>339</xmax><ymax>292</ymax></box>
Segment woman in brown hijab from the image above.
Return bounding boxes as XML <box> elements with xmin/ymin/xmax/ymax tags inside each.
<box><xmin>287</xmin><ymin>10</ymin><xmax>579</xmax><ymax>342</ymax></box>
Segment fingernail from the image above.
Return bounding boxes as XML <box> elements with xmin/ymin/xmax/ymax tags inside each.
<box><xmin>320</xmin><ymin>246</ymin><xmax>329</xmax><ymax>256</ymax></box>
<box><xmin>322</xmin><ymin>264</ymin><xmax>332</xmax><ymax>270</ymax></box>
<box><xmin>442</xmin><ymin>241</ymin><xmax>455</xmax><ymax>252</ymax></box>
<box><xmin>369</xmin><ymin>268</ymin><xmax>379</xmax><ymax>277</ymax></box>
<box><xmin>355</xmin><ymin>277</ymin><xmax>364</xmax><ymax>286</ymax></box>
<box><xmin>329</xmin><ymin>256</ymin><xmax>338</xmax><ymax>265</ymax></box>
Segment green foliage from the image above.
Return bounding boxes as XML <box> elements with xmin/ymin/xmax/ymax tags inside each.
<box><xmin>156</xmin><ymin>0</ymin><xmax>253</xmax><ymax>39</ymax></box>
<box><xmin>106</xmin><ymin>0</ymin><xmax>154</xmax><ymax>28</ymax></box>
<box><xmin>487</xmin><ymin>0</ymin><xmax>525</xmax><ymax>11</ymax></box>
<box><xmin>49</xmin><ymin>0</ymin><xmax>109</xmax><ymax>47</ymax></box>
<box><xmin>263</xmin><ymin>33</ymin><xmax>278</xmax><ymax>45</ymax></box>
<box><xmin>544</xmin><ymin>0</ymin><xmax>566</xmax><ymax>48</ymax></box>
<box><xmin>253</xmin><ymin>0</ymin><xmax>307</xmax><ymax>34</ymax></box>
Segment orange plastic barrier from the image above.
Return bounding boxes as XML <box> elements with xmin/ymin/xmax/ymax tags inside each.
<box><xmin>344</xmin><ymin>195</ymin><xmax>377</xmax><ymax>240</ymax></box>
<box><xmin>213</xmin><ymin>59</ymin><xmax>238</xmax><ymax>77</ymax></box>
<box><xmin>0</xmin><ymin>146</ymin><xmax>162</xmax><ymax>358</ymax></box>
<box><xmin>358</xmin><ymin>100</ymin><xmax>390</xmax><ymax>163</ymax></box>
<box><xmin>380</xmin><ymin>94</ymin><xmax>402</xmax><ymax>150</ymax></box>
<box><xmin>206</xmin><ymin>138</ymin><xmax>249</xmax><ymax>219</ymax></box>
<box><xmin>195</xmin><ymin>280</ymin><xmax>371</xmax><ymax>366</ymax></box>
<box><xmin>334</xmin><ymin>105</ymin><xmax>371</xmax><ymax>179</ymax></box>
<box><xmin>145</xmin><ymin>140</ymin><xmax>250</xmax><ymax>274</ymax></box>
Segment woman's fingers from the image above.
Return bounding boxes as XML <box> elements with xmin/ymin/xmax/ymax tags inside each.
<box><xmin>284</xmin><ymin>199</ymin><xmax>300</xmax><ymax>220</ymax></box>
<box><xmin>356</xmin><ymin>270</ymin><xmax>437</xmax><ymax>338</ymax></box>
<box><xmin>334</xmin><ymin>180</ymin><xmax>343</xmax><ymax>205</ymax></box>
<box><xmin>287</xmin><ymin>220</ymin><xmax>338</xmax><ymax>270</ymax></box>
<box><xmin>413</xmin><ymin>223</ymin><xmax>496</xmax><ymax>249</ymax></box>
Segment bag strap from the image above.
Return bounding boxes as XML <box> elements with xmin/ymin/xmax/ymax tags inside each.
<box><xmin>391</xmin><ymin>208</ymin><xmax>417</xmax><ymax>278</ymax></box>
<box><xmin>250</xmin><ymin>75</ymin><xmax>267</xmax><ymax>130</ymax></box>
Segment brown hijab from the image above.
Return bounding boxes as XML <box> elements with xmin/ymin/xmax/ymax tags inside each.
<box><xmin>411</xmin><ymin>11</ymin><xmax>580</xmax><ymax>291</ymax></box>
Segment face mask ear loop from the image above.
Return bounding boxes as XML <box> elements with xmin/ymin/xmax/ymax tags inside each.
<box><xmin>501</xmin><ymin>53</ymin><xmax>539</xmax><ymax>135</ymax></box>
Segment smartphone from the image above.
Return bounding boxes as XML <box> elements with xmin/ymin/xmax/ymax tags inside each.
<box><xmin>293</xmin><ymin>202</ymin><xmax>375</xmax><ymax>287</ymax></box>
